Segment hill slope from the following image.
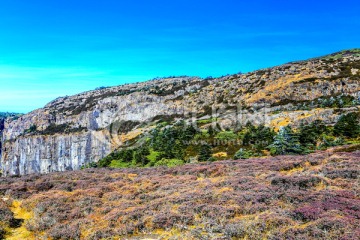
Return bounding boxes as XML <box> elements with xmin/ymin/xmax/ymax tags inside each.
<box><xmin>1</xmin><ymin>50</ymin><xmax>360</xmax><ymax>176</ymax></box>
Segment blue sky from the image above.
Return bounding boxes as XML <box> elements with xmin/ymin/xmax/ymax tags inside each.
<box><xmin>0</xmin><ymin>0</ymin><xmax>359</xmax><ymax>113</ymax></box>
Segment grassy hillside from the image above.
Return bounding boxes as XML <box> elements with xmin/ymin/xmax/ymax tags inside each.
<box><xmin>0</xmin><ymin>149</ymin><xmax>359</xmax><ymax>239</ymax></box>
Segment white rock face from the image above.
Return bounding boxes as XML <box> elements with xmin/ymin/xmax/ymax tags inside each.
<box><xmin>1</xmin><ymin>131</ymin><xmax>111</xmax><ymax>176</ymax></box>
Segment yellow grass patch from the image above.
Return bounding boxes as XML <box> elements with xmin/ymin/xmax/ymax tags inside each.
<box><xmin>315</xmin><ymin>181</ymin><xmax>328</xmax><ymax>191</ymax></box>
<box><xmin>6</xmin><ymin>200</ymin><xmax>34</xmax><ymax>240</ymax></box>
<box><xmin>127</xmin><ymin>173</ymin><xmax>138</xmax><ymax>180</ymax></box>
<box><xmin>217</xmin><ymin>187</ymin><xmax>233</xmax><ymax>194</ymax></box>
<box><xmin>119</xmin><ymin>129</ymin><xmax>143</xmax><ymax>143</ymax></box>
<box><xmin>152</xmin><ymin>228</ymin><xmax>181</xmax><ymax>239</ymax></box>
<box><xmin>212</xmin><ymin>152</ymin><xmax>228</xmax><ymax>158</ymax></box>
<box><xmin>246</xmin><ymin>74</ymin><xmax>314</xmax><ymax>104</ymax></box>
<box><xmin>10</xmin><ymin>201</ymin><xmax>32</xmax><ymax>220</ymax></box>
<box><xmin>280</xmin><ymin>166</ymin><xmax>304</xmax><ymax>175</ymax></box>
<box><xmin>270</xmin><ymin>116</ymin><xmax>291</xmax><ymax>132</ymax></box>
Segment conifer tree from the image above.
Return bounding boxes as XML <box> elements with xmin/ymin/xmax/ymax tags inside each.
<box><xmin>269</xmin><ymin>126</ymin><xmax>303</xmax><ymax>155</ymax></box>
<box><xmin>334</xmin><ymin>112</ymin><xmax>360</xmax><ymax>138</ymax></box>
<box><xmin>199</xmin><ymin>144</ymin><xmax>212</xmax><ymax>161</ymax></box>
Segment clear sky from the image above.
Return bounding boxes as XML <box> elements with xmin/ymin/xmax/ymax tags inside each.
<box><xmin>0</xmin><ymin>0</ymin><xmax>359</xmax><ymax>113</ymax></box>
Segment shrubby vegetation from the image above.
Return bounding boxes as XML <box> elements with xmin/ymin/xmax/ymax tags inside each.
<box><xmin>93</xmin><ymin>111</ymin><xmax>360</xmax><ymax>169</ymax></box>
<box><xmin>1</xmin><ymin>151</ymin><xmax>359</xmax><ymax>239</ymax></box>
<box><xmin>0</xmin><ymin>201</ymin><xmax>16</xmax><ymax>239</ymax></box>
<box><xmin>233</xmin><ymin>148</ymin><xmax>254</xmax><ymax>159</ymax></box>
<box><xmin>154</xmin><ymin>158</ymin><xmax>184</xmax><ymax>167</ymax></box>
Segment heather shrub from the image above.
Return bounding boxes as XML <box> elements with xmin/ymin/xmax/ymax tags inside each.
<box><xmin>324</xmin><ymin>169</ymin><xmax>359</xmax><ymax>179</ymax></box>
<box><xmin>0</xmin><ymin>201</ymin><xmax>14</xmax><ymax>223</ymax></box>
<box><xmin>152</xmin><ymin>212</ymin><xmax>194</xmax><ymax>229</ymax></box>
<box><xmin>0</xmin><ymin>201</ymin><xmax>18</xmax><ymax>238</ymax></box>
<box><xmin>0</xmin><ymin>227</ymin><xmax>6</xmax><ymax>239</ymax></box>
<box><xmin>271</xmin><ymin>175</ymin><xmax>324</xmax><ymax>189</ymax></box>
<box><xmin>49</xmin><ymin>222</ymin><xmax>81</xmax><ymax>240</ymax></box>
<box><xmin>1</xmin><ymin>151</ymin><xmax>359</xmax><ymax>239</ymax></box>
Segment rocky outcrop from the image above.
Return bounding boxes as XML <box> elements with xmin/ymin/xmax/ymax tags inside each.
<box><xmin>1</xmin><ymin>50</ymin><xmax>360</xmax><ymax>176</ymax></box>
<box><xmin>1</xmin><ymin>131</ymin><xmax>111</xmax><ymax>176</ymax></box>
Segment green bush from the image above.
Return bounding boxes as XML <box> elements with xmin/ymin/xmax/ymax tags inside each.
<box><xmin>24</xmin><ymin>124</ymin><xmax>37</xmax><ymax>134</ymax></box>
<box><xmin>97</xmin><ymin>149</ymin><xmax>134</xmax><ymax>167</ymax></box>
<box><xmin>194</xmin><ymin>130</ymin><xmax>210</xmax><ymax>141</ymax></box>
<box><xmin>81</xmin><ymin>162</ymin><xmax>99</xmax><ymax>169</ymax></box>
<box><xmin>233</xmin><ymin>148</ymin><xmax>254</xmax><ymax>159</ymax></box>
<box><xmin>215</xmin><ymin>131</ymin><xmax>238</xmax><ymax>141</ymax></box>
<box><xmin>150</xmin><ymin>122</ymin><xmax>198</xmax><ymax>160</ymax></box>
<box><xmin>318</xmin><ymin>135</ymin><xmax>345</xmax><ymax>149</ymax></box>
<box><xmin>40</xmin><ymin>124</ymin><xmax>69</xmax><ymax>135</ymax></box>
<box><xmin>134</xmin><ymin>147</ymin><xmax>150</xmax><ymax>165</ymax></box>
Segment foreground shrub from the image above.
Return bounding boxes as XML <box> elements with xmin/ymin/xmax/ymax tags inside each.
<box><xmin>1</xmin><ymin>151</ymin><xmax>359</xmax><ymax>239</ymax></box>
<box><xmin>271</xmin><ymin>176</ymin><xmax>324</xmax><ymax>190</ymax></box>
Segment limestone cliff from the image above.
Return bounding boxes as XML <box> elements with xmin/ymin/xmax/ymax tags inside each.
<box><xmin>1</xmin><ymin>50</ymin><xmax>360</xmax><ymax>176</ymax></box>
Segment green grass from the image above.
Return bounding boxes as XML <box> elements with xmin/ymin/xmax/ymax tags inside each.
<box><xmin>333</xmin><ymin>144</ymin><xmax>360</xmax><ymax>153</ymax></box>
<box><xmin>109</xmin><ymin>160</ymin><xmax>134</xmax><ymax>168</ymax></box>
<box><xmin>196</xmin><ymin>117</ymin><xmax>218</xmax><ymax>125</ymax></box>
<box><xmin>154</xmin><ymin>158</ymin><xmax>184</xmax><ymax>167</ymax></box>
<box><xmin>345</xmin><ymin>139</ymin><xmax>360</xmax><ymax>145</ymax></box>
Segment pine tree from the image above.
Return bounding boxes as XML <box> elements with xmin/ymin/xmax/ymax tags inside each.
<box><xmin>334</xmin><ymin>112</ymin><xmax>360</xmax><ymax>138</ymax></box>
<box><xmin>299</xmin><ymin>120</ymin><xmax>327</xmax><ymax>146</ymax></box>
<box><xmin>269</xmin><ymin>126</ymin><xmax>303</xmax><ymax>155</ymax></box>
<box><xmin>198</xmin><ymin>144</ymin><xmax>212</xmax><ymax>161</ymax></box>
<box><xmin>182</xmin><ymin>124</ymin><xmax>198</xmax><ymax>141</ymax></box>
